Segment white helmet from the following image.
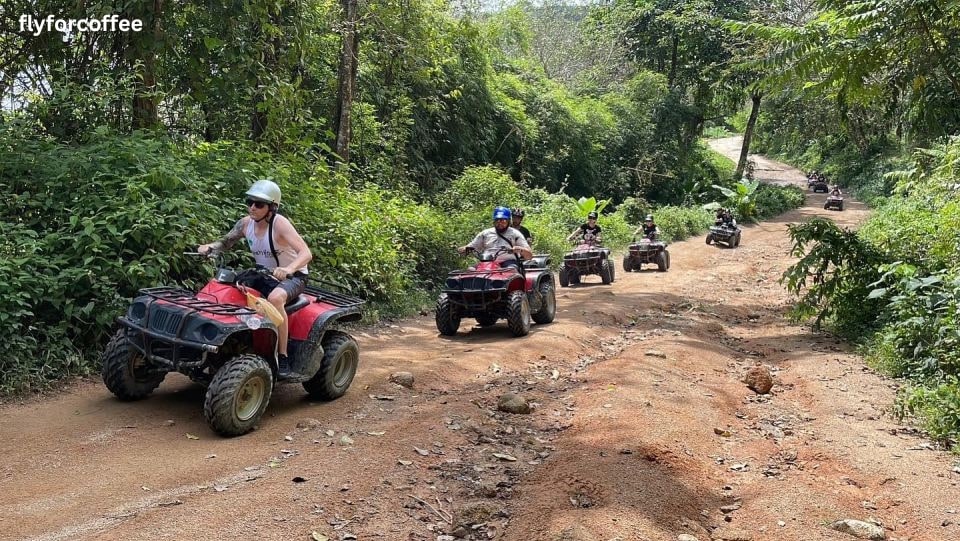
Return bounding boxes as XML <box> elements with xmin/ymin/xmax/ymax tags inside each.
<box><xmin>245</xmin><ymin>179</ymin><xmax>281</xmax><ymax>205</ymax></box>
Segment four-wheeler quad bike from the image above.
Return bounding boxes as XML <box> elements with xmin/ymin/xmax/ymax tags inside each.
<box><xmin>824</xmin><ymin>194</ymin><xmax>844</xmax><ymax>211</ymax></box>
<box><xmin>706</xmin><ymin>223</ymin><xmax>742</xmax><ymax>248</ymax></box>
<box><xmin>623</xmin><ymin>235</ymin><xmax>670</xmax><ymax>272</ymax></box>
<box><xmin>812</xmin><ymin>180</ymin><xmax>829</xmax><ymax>193</ymax></box>
<box><xmin>101</xmin><ymin>254</ymin><xmax>364</xmax><ymax>437</ymax></box>
<box><xmin>436</xmin><ymin>247</ymin><xmax>556</xmax><ymax>337</ymax></box>
<box><xmin>559</xmin><ymin>238</ymin><xmax>614</xmax><ymax>287</ymax></box>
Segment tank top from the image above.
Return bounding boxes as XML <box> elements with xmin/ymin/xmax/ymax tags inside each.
<box><xmin>244</xmin><ymin>216</ymin><xmax>309</xmax><ymax>275</ymax></box>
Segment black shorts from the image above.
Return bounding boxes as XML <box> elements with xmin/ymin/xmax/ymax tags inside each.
<box><xmin>246</xmin><ymin>273</ymin><xmax>307</xmax><ymax>301</ymax></box>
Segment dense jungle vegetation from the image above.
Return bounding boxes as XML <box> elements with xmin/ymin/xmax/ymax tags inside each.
<box><xmin>7</xmin><ymin>0</ymin><xmax>959</xmax><ymax>451</ymax></box>
<box><xmin>751</xmin><ymin>1</ymin><xmax>960</xmax><ymax>449</ymax></box>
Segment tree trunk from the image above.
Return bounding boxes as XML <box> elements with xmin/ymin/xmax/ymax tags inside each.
<box><xmin>131</xmin><ymin>0</ymin><xmax>163</xmax><ymax>129</ymax></box>
<box><xmin>667</xmin><ymin>33</ymin><xmax>678</xmax><ymax>88</ymax></box>
<box><xmin>333</xmin><ymin>0</ymin><xmax>360</xmax><ymax>165</ymax></box>
<box><xmin>735</xmin><ymin>91</ymin><xmax>762</xmax><ymax>179</ymax></box>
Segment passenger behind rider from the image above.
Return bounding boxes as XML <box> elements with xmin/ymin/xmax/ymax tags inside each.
<box><xmin>830</xmin><ymin>186</ymin><xmax>842</xmax><ymax>196</ymax></box>
<box><xmin>511</xmin><ymin>208</ymin><xmax>533</xmax><ymax>246</ymax></box>
<box><xmin>567</xmin><ymin>211</ymin><xmax>602</xmax><ymax>244</ymax></box>
<box><xmin>633</xmin><ymin>214</ymin><xmax>661</xmax><ymax>240</ymax></box>
<box><xmin>458</xmin><ymin>206</ymin><xmax>532</xmax><ymax>269</ymax></box>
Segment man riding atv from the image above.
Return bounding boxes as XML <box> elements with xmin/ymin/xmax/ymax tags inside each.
<box><xmin>197</xmin><ymin>179</ymin><xmax>311</xmax><ymax>375</ymax></box>
<box><xmin>458</xmin><ymin>206</ymin><xmax>532</xmax><ymax>269</ymax></box>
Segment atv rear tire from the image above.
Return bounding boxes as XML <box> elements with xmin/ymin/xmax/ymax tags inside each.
<box><xmin>302</xmin><ymin>331</ymin><xmax>359</xmax><ymax>400</ymax></box>
<box><xmin>559</xmin><ymin>267</ymin><xmax>570</xmax><ymax>287</ymax></box>
<box><xmin>839</xmin><ymin>202</ymin><xmax>844</xmax><ymax>211</ymax></box>
<box><xmin>435</xmin><ymin>294</ymin><xmax>461</xmax><ymax>336</ymax></box>
<box><xmin>532</xmin><ymin>279</ymin><xmax>557</xmax><ymax>324</ymax></box>
<box><xmin>506</xmin><ymin>290</ymin><xmax>531</xmax><ymax>337</ymax></box>
<box><xmin>609</xmin><ymin>260</ymin><xmax>616</xmax><ymax>282</ymax></box>
<box><xmin>204</xmin><ymin>354</ymin><xmax>273</xmax><ymax>437</ymax></box>
<box><xmin>665</xmin><ymin>250</ymin><xmax>671</xmax><ymax>270</ymax></box>
<box><xmin>823</xmin><ymin>202</ymin><xmax>829</xmax><ymax>210</ymax></box>
<box><xmin>622</xmin><ymin>256</ymin><xmax>632</xmax><ymax>272</ymax></box>
<box><xmin>734</xmin><ymin>232</ymin><xmax>741</xmax><ymax>247</ymax></box>
<box><xmin>600</xmin><ymin>260</ymin><xmax>613</xmax><ymax>284</ymax></box>
<box><xmin>706</xmin><ymin>234</ymin><xmax>713</xmax><ymax>245</ymax></box>
<box><xmin>102</xmin><ymin>329</ymin><xmax>166</xmax><ymax>400</ymax></box>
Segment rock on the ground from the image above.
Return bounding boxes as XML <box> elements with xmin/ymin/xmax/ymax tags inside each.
<box><xmin>389</xmin><ymin>371</ymin><xmax>415</xmax><ymax>388</ymax></box>
<box><xmin>829</xmin><ymin>519</ymin><xmax>886</xmax><ymax>540</ymax></box>
<box><xmin>678</xmin><ymin>535</ymin><xmax>700</xmax><ymax>541</ymax></box>
<box><xmin>296</xmin><ymin>418</ymin><xmax>322</xmax><ymax>429</ymax></box>
<box><xmin>743</xmin><ymin>365</ymin><xmax>773</xmax><ymax>394</ymax></box>
<box><xmin>497</xmin><ymin>393</ymin><xmax>532</xmax><ymax>414</ymax></box>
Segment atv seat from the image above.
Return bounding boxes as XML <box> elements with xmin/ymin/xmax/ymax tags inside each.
<box><xmin>285</xmin><ymin>294</ymin><xmax>310</xmax><ymax>315</ymax></box>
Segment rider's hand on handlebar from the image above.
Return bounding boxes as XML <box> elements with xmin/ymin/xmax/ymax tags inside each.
<box><xmin>272</xmin><ymin>266</ymin><xmax>293</xmax><ymax>280</ymax></box>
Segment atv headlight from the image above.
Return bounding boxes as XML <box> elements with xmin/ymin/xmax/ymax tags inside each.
<box><xmin>184</xmin><ymin>318</ymin><xmax>222</xmax><ymax>342</ymax></box>
<box><xmin>127</xmin><ymin>302</ymin><xmax>147</xmax><ymax>322</ymax></box>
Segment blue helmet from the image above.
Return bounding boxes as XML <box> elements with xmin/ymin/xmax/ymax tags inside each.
<box><xmin>493</xmin><ymin>206</ymin><xmax>511</xmax><ymax>220</ymax></box>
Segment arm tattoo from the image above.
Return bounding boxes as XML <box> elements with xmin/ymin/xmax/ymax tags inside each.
<box><xmin>212</xmin><ymin>219</ymin><xmax>245</xmax><ymax>252</ymax></box>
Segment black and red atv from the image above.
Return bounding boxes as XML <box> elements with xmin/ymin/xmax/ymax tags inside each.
<box><xmin>101</xmin><ymin>254</ymin><xmax>364</xmax><ymax>437</ymax></box>
<box><xmin>623</xmin><ymin>234</ymin><xmax>670</xmax><ymax>272</ymax></box>
<box><xmin>436</xmin><ymin>248</ymin><xmax>556</xmax><ymax>337</ymax></box>
<box><xmin>559</xmin><ymin>238</ymin><xmax>614</xmax><ymax>286</ymax></box>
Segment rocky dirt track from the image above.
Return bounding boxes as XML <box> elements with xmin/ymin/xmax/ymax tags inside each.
<box><xmin>2</xmin><ymin>137</ymin><xmax>959</xmax><ymax>541</ymax></box>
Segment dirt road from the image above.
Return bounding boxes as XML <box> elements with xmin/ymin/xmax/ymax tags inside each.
<box><xmin>3</xmin><ymin>138</ymin><xmax>959</xmax><ymax>541</ymax></box>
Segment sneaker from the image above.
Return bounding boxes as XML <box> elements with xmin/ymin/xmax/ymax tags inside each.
<box><xmin>278</xmin><ymin>354</ymin><xmax>292</xmax><ymax>375</ymax></box>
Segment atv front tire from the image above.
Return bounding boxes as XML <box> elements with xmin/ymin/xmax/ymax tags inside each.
<box><xmin>302</xmin><ymin>331</ymin><xmax>359</xmax><ymax>400</ymax></box>
<box><xmin>435</xmin><ymin>294</ymin><xmax>461</xmax><ymax>336</ymax></box>
<box><xmin>656</xmin><ymin>252</ymin><xmax>667</xmax><ymax>272</ymax></box>
<box><xmin>102</xmin><ymin>330</ymin><xmax>166</xmax><ymax>400</ymax></box>
<box><xmin>204</xmin><ymin>354</ymin><xmax>273</xmax><ymax>437</ymax></box>
<box><xmin>506</xmin><ymin>290</ymin><xmax>531</xmax><ymax>337</ymax></box>
<box><xmin>559</xmin><ymin>267</ymin><xmax>570</xmax><ymax>287</ymax></box>
<box><xmin>600</xmin><ymin>260</ymin><xmax>613</xmax><ymax>285</ymax></box>
<box><xmin>622</xmin><ymin>257</ymin><xmax>632</xmax><ymax>273</ymax></box>
<box><xmin>706</xmin><ymin>234</ymin><xmax>713</xmax><ymax>245</ymax></box>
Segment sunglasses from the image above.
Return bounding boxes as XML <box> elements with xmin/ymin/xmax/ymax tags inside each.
<box><xmin>245</xmin><ymin>199</ymin><xmax>268</xmax><ymax>209</ymax></box>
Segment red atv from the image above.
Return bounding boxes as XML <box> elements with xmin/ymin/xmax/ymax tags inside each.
<box><xmin>101</xmin><ymin>254</ymin><xmax>364</xmax><ymax>436</ymax></box>
<box><xmin>559</xmin><ymin>238</ymin><xmax>614</xmax><ymax>286</ymax></box>
<box><xmin>436</xmin><ymin>247</ymin><xmax>556</xmax><ymax>337</ymax></box>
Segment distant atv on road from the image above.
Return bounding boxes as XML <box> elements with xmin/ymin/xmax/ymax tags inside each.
<box><xmin>824</xmin><ymin>194</ymin><xmax>844</xmax><ymax>211</ymax></box>
<box><xmin>559</xmin><ymin>237</ymin><xmax>614</xmax><ymax>286</ymax></box>
<box><xmin>436</xmin><ymin>247</ymin><xmax>556</xmax><ymax>337</ymax></box>
<box><xmin>102</xmin><ymin>253</ymin><xmax>364</xmax><ymax>437</ymax></box>
<box><xmin>623</xmin><ymin>234</ymin><xmax>670</xmax><ymax>272</ymax></box>
<box><xmin>706</xmin><ymin>223</ymin><xmax>742</xmax><ymax>248</ymax></box>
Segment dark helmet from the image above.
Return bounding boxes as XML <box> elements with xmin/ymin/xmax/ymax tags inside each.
<box><xmin>512</xmin><ymin>208</ymin><xmax>524</xmax><ymax>217</ymax></box>
<box><xmin>587</xmin><ymin>211</ymin><xmax>598</xmax><ymax>220</ymax></box>
<box><xmin>493</xmin><ymin>206</ymin><xmax>511</xmax><ymax>220</ymax></box>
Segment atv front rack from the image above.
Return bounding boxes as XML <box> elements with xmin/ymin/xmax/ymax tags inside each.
<box><xmin>139</xmin><ymin>287</ymin><xmax>256</xmax><ymax>316</ymax></box>
<box><xmin>443</xmin><ymin>269</ymin><xmax>511</xmax><ymax>311</ymax></box>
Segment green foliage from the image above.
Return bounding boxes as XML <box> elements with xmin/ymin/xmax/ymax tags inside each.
<box><xmin>573</xmin><ymin>196</ymin><xmax>611</xmax><ymax>218</ymax></box>
<box><xmin>634</xmin><ymin>206</ymin><xmax>715</xmax><ymax>243</ymax></box>
<box><xmin>753</xmin><ymin>184</ymin><xmax>805</xmax><ymax>219</ymax></box>
<box><xmin>711</xmin><ymin>178</ymin><xmax>760</xmax><ymax>221</ymax></box>
<box><xmin>780</xmin><ymin>219</ymin><xmax>885</xmax><ymax>335</ymax></box>
<box><xmin>895</xmin><ymin>377</ymin><xmax>960</xmax><ymax>451</ymax></box>
<box><xmin>435</xmin><ymin>166</ymin><xmax>523</xmax><ymax>213</ymax></box>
